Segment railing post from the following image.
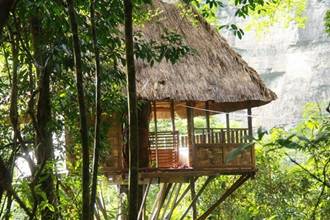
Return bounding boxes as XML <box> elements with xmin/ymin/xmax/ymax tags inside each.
<box><xmin>226</xmin><ymin>113</ymin><xmax>230</xmax><ymax>143</ymax></box>
<box><xmin>205</xmin><ymin>101</ymin><xmax>210</xmax><ymax>143</ymax></box>
<box><xmin>247</xmin><ymin>103</ymin><xmax>255</xmax><ymax>168</ymax></box>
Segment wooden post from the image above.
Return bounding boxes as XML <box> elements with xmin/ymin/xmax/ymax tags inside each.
<box><xmin>247</xmin><ymin>103</ymin><xmax>255</xmax><ymax>168</ymax></box>
<box><xmin>205</xmin><ymin>101</ymin><xmax>210</xmax><ymax>144</ymax></box>
<box><xmin>226</xmin><ymin>113</ymin><xmax>230</xmax><ymax>144</ymax></box>
<box><xmin>171</xmin><ymin>100</ymin><xmax>176</xmax><ymax>132</ymax></box>
<box><xmin>153</xmin><ymin>101</ymin><xmax>159</xmax><ymax>167</ymax></box>
<box><xmin>247</xmin><ymin>104</ymin><xmax>252</xmax><ymax>137</ymax></box>
<box><xmin>186</xmin><ymin>101</ymin><xmax>195</xmax><ymax>167</ymax></box>
<box><xmin>190</xmin><ymin>177</ymin><xmax>197</xmax><ymax>220</ymax></box>
<box><xmin>170</xmin><ymin>100</ymin><xmax>178</xmax><ymax>163</ymax></box>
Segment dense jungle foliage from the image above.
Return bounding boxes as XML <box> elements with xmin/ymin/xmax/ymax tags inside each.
<box><xmin>0</xmin><ymin>0</ymin><xmax>328</xmax><ymax>219</ymax></box>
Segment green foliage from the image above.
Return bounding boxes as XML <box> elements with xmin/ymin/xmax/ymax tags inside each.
<box><xmin>244</xmin><ymin>0</ymin><xmax>308</xmax><ymax>40</ymax></box>
<box><xmin>325</xmin><ymin>9</ymin><xmax>330</xmax><ymax>37</ymax></box>
<box><xmin>220</xmin><ymin>103</ymin><xmax>330</xmax><ymax>219</ymax></box>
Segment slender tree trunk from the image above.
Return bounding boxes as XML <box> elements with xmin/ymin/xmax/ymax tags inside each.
<box><xmin>66</xmin><ymin>0</ymin><xmax>90</xmax><ymax>219</ymax></box>
<box><xmin>124</xmin><ymin>0</ymin><xmax>139</xmax><ymax>218</ymax></box>
<box><xmin>90</xmin><ymin>0</ymin><xmax>102</xmax><ymax>219</ymax></box>
<box><xmin>30</xmin><ymin>6</ymin><xmax>57</xmax><ymax>219</ymax></box>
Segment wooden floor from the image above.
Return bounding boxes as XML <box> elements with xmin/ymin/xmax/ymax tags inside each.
<box><xmin>103</xmin><ymin>167</ymin><xmax>258</xmax><ymax>185</ymax></box>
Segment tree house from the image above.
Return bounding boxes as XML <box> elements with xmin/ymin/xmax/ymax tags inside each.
<box><xmin>100</xmin><ymin>0</ymin><xmax>277</xmax><ymax>218</ymax></box>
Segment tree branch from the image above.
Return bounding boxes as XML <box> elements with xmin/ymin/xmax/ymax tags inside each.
<box><xmin>286</xmin><ymin>154</ymin><xmax>330</xmax><ymax>188</ymax></box>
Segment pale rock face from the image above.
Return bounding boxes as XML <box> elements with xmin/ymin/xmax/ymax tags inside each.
<box><xmin>219</xmin><ymin>0</ymin><xmax>330</xmax><ymax>129</ymax></box>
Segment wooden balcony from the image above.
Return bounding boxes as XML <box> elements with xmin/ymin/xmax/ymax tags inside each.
<box><xmin>103</xmin><ymin>127</ymin><xmax>256</xmax><ymax>184</ymax></box>
<box><xmin>148</xmin><ymin>128</ymin><xmax>255</xmax><ymax>171</ymax></box>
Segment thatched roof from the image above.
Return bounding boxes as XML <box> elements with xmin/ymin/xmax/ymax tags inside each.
<box><xmin>135</xmin><ymin>0</ymin><xmax>277</xmax><ymax>118</ymax></box>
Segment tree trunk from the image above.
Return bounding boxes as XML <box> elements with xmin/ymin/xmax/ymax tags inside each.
<box><xmin>124</xmin><ymin>0</ymin><xmax>139</xmax><ymax>218</ymax></box>
<box><xmin>30</xmin><ymin>6</ymin><xmax>57</xmax><ymax>219</ymax></box>
<box><xmin>66</xmin><ymin>0</ymin><xmax>90</xmax><ymax>219</ymax></box>
<box><xmin>90</xmin><ymin>0</ymin><xmax>102</xmax><ymax>218</ymax></box>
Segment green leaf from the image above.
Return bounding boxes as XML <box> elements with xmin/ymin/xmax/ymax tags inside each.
<box><xmin>225</xmin><ymin>142</ymin><xmax>254</xmax><ymax>163</ymax></box>
<box><xmin>296</xmin><ymin>135</ymin><xmax>310</xmax><ymax>143</ymax></box>
<box><xmin>243</xmin><ymin>135</ymin><xmax>256</xmax><ymax>141</ymax></box>
<box><xmin>231</xmin><ymin>24</ymin><xmax>238</xmax><ymax>30</ymax></box>
<box><xmin>313</xmin><ymin>131</ymin><xmax>330</xmax><ymax>144</ymax></box>
<box><xmin>286</xmin><ymin>142</ymin><xmax>301</xmax><ymax>149</ymax></box>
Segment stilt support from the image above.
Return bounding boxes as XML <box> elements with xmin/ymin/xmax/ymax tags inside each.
<box><xmin>149</xmin><ymin>182</ymin><xmax>173</xmax><ymax>220</ymax></box>
<box><xmin>197</xmin><ymin>173</ymin><xmax>253</xmax><ymax>219</ymax></box>
<box><xmin>164</xmin><ymin>183</ymin><xmax>182</xmax><ymax>219</ymax></box>
<box><xmin>180</xmin><ymin>176</ymin><xmax>214</xmax><ymax>220</ymax></box>
<box><xmin>138</xmin><ymin>178</ymin><xmax>152</xmax><ymax>220</ymax></box>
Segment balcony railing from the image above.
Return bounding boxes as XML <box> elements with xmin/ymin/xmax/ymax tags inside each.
<box><xmin>149</xmin><ymin>128</ymin><xmax>255</xmax><ymax>170</ymax></box>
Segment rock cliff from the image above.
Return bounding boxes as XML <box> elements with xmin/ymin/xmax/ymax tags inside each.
<box><xmin>220</xmin><ymin>0</ymin><xmax>330</xmax><ymax>129</ymax></box>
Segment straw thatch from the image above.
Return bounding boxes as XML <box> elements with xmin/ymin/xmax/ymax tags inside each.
<box><xmin>135</xmin><ymin>0</ymin><xmax>277</xmax><ymax>118</ymax></box>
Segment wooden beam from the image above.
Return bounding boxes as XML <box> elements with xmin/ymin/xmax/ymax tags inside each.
<box><xmin>197</xmin><ymin>174</ymin><xmax>252</xmax><ymax>219</ymax></box>
<box><xmin>180</xmin><ymin>176</ymin><xmax>214</xmax><ymax>220</ymax></box>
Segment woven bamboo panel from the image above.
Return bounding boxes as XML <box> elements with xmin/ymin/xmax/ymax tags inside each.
<box><xmin>196</xmin><ymin>144</ymin><xmax>223</xmax><ymax>166</ymax></box>
<box><xmin>195</xmin><ymin>143</ymin><xmax>253</xmax><ymax>168</ymax></box>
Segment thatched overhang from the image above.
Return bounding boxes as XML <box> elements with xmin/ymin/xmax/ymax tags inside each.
<box><xmin>135</xmin><ymin>0</ymin><xmax>277</xmax><ymax>118</ymax></box>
